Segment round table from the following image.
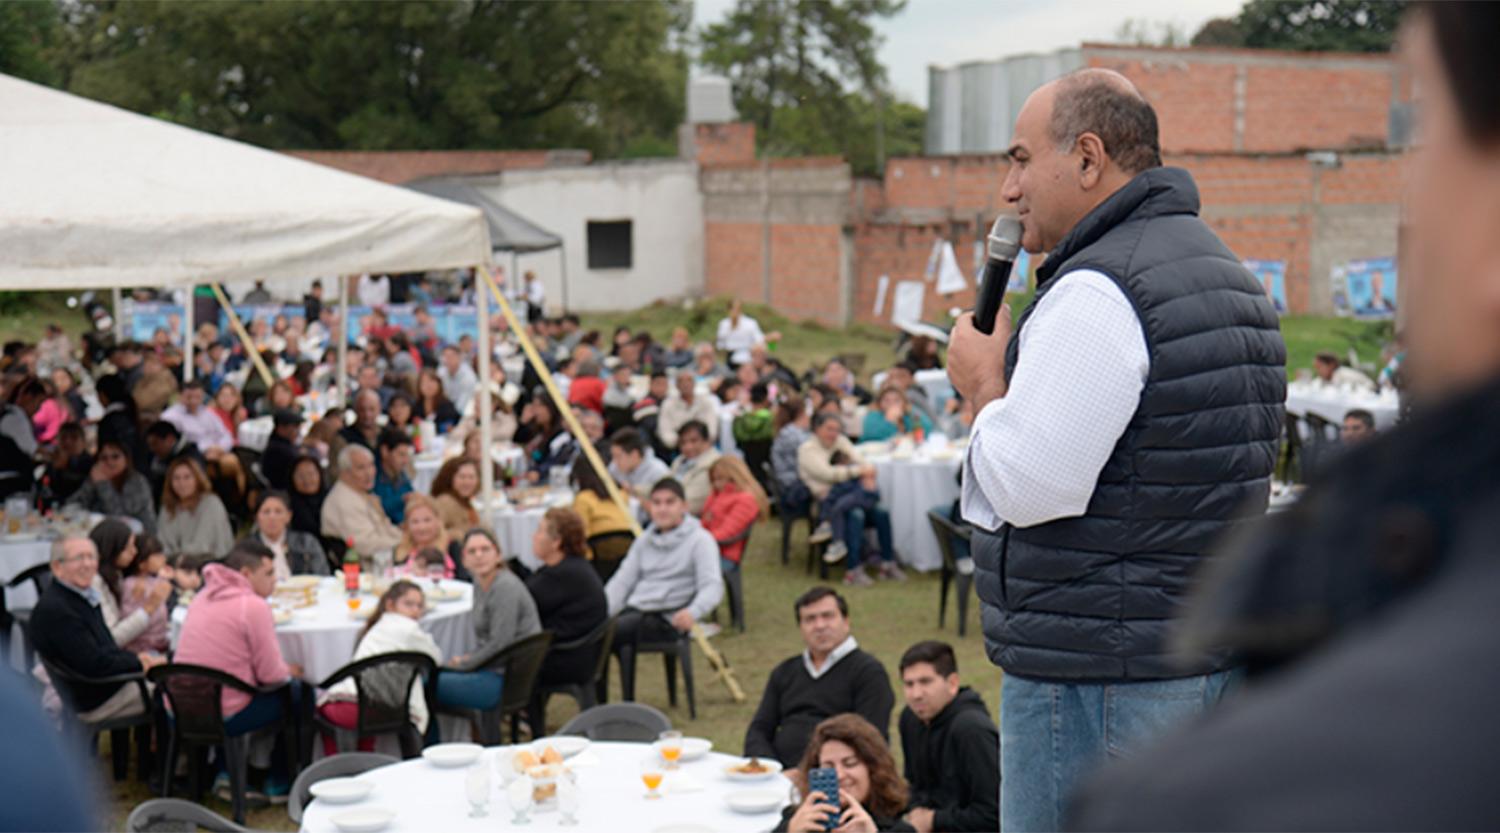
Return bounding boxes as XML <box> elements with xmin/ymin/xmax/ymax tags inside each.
<box><xmin>169</xmin><ymin>577</ymin><xmax>475</xmax><ymax>685</ymax></box>
<box><xmin>862</xmin><ymin>443</ymin><xmax>963</xmax><ymax>572</ymax></box>
<box><xmin>297</xmin><ymin>741</ymin><xmax>794</xmax><ymax>833</ymax></box>
<box><xmin>1</xmin><ymin>536</ymin><xmax>52</xmax><ymax>669</ymax></box>
<box><xmin>489</xmin><ymin>503</ymin><xmax>551</xmax><ymax>573</ymax></box>
<box><xmin>1285</xmin><ymin>381</ymin><xmax>1401</xmax><ymax>430</ymax></box>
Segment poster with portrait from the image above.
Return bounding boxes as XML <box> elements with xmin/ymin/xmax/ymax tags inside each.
<box><xmin>1344</xmin><ymin>257</ymin><xmax>1398</xmax><ymax>319</ymax></box>
<box><xmin>1008</xmin><ymin>249</ymin><xmax>1031</xmax><ymax>293</ymax></box>
<box><xmin>1242</xmin><ymin>259</ymin><xmax>1288</xmax><ymax>314</ymax></box>
<box><xmin>127</xmin><ymin>301</ymin><xmax>184</xmax><ymax>343</ymax></box>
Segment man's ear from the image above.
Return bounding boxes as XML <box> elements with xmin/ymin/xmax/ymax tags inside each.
<box><xmin>1075</xmin><ymin>132</ymin><xmax>1108</xmax><ymax>189</ymax></box>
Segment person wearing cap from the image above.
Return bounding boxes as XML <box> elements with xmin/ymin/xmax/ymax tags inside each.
<box><xmin>262</xmin><ymin>409</ymin><xmax>305</xmax><ymax>492</ymax></box>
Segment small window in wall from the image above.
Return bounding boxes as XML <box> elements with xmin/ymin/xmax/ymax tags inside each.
<box><xmin>587</xmin><ymin>220</ymin><xmax>633</xmax><ymax>270</ymax></box>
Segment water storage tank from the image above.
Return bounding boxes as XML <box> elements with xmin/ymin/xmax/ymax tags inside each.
<box><xmin>687</xmin><ymin>75</ymin><xmax>737</xmax><ymax>124</ymax></box>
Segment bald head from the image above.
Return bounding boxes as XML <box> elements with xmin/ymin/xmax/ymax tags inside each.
<box><xmin>1043</xmin><ymin>68</ymin><xmax>1160</xmax><ymax>175</ymax></box>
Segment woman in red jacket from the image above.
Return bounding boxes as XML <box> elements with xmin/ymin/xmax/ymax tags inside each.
<box><xmin>700</xmin><ymin>455</ymin><xmax>769</xmax><ymax>570</ymax></box>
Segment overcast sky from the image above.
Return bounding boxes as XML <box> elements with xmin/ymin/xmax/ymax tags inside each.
<box><xmin>691</xmin><ymin>0</ymin><xmax>1246</xmax><ymax>105</ymax></box>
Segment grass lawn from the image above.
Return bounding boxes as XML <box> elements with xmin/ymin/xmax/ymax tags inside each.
<box><xmin>98</xmin><ymin>518</ymin><xmax>990</xmax><ymax>830</ymax></box>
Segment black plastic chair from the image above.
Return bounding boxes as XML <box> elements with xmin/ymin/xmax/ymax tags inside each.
<box><xmin>927</xmin><ymin>509</ymin><xmax>975</xmax><ymax>637</ymax></box>
<box><xmin>39</xmin><ymin>654</ymin><xmax>154</xmax><ymax>783</ymax></box>
<box><xmin>148</xmin><ymin>663</ymin><xmax>298</xmax><ymax>824</ymax></box>
<box><xmin>319</xmin><ymin>535</ymin><xmax>349</xmax><ymax>574</ymax></box>
<box><xmin>125</xmin><ymin>798</ymin><xmax>252</xmax><ymax>832</ymax></box>
<box><xmin>739</xmin><ymin>439</ymin><xmax>773</xmax><ymax>492</ymax></box>
<box><xmin>587</xmin><ymin>530</ymin><xmax>635</xmax><ymax>584</ymax></box>
<box><xmin>287</xmin><ymin>751</ymin><xmax>398</xmax><ymax>826</ymax></box>
<box><xmin>558</xmin><ymin>702</ymin><xmax>672</xmax><ymax>742</ymax></box>
<box><xmin>313</xmin><ymin>652</ymin><xmax>437</xmax><ymax>759</ymax></box>
<box><xmin>618</xmin><ymin>613</ymin><xmax>697</xmax><ymax>720</ymax></box>
<box><xmin>720</xmin><ymin>526</ymin><xmax>753</xmax><ymax>633</ymax></box>
<box><xmin>434</xmin><ymin>630</ymin><xmax>553</xmax><ymax>745</ymax></box>
<box><xmin>529</xmin><ymin>615</ymin><xmax>616</xmax><ymax>737</ymax></box>
<box><xmin>6</xmin><ymin>562</ymin><xmax>52</xmax><ymax>669</ymax></box>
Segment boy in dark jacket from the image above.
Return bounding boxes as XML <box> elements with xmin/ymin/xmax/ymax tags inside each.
<box><xmin>898</xmin><ymin>640</ymin><xmax>1000</xmax><ymax>833</ymax></box>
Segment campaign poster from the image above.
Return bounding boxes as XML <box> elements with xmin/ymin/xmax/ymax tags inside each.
<box><xmin>1243</xmin><ymin>259</ymin><xmax>1288</xmax><ymax>314</ymax></box>
<box><xmin>128</xmin><ymin>302</ymin><xmax>184</xmax><ymax>343</ymax></box>
<box><xmin>1344</xmin><ymin>257</ymin><xmax>1398</xmax><ymax>319</ymax></box>
<box><xmin>1008</xmin><ymin>249</ymin><xmax>1031</xmax><ymax>293</ymax></box>
<box><xmin>436</xmin><ymin>305</ymin><xmax>479</xmax><ymax>344</ymax></box>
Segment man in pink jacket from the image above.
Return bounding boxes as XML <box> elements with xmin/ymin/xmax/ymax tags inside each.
<box><xmin>176</xmin><ymin>541</ymin><xmax>304</xmax><ymax>803</ymax></box>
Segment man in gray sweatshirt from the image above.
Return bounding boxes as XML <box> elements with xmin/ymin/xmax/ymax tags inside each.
<box><xmin>605</xmin><ymin>478</ymin><xmax>723</xmax><ymax>678</ymax></box>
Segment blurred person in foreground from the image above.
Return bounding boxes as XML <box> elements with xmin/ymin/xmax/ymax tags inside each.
<box><xmin>1068</xmin><ymin>6</ymin><xmax>1500</xmax><ymax>829</ymax></box>
<box><xmin>946</xmin><ymin>68</ymin><xmax>1285</xmax><ymax>831</ymax></box>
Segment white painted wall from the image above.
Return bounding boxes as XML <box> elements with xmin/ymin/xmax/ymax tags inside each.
<box><xmin>466</xmin><ymin>161</ymin><xmax>704</xmax><ymax>314</ymax></box>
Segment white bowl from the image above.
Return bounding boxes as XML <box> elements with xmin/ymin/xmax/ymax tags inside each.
<box><xmin>531</xmin><ymin>735</ymin><xmax>590</xmax><ymax>759</ymax></box>
<box><xmin>309</xmin><ymin>777</ymin><xmax>373</xmax><ymax>804</ymax></box>
<box><xmin>422</xmin><ymin>743</ymin><xmax>483</xmax><ymax>768</ymax></box>
<box><xmin>725</xmin><ymin>788</ymin><xmax>788</xmax><ymax>814</ymax></box>
<box><xmin>330</xmin><ymin>807</ymin><xmax>394</xmax><ymax>833</ymax></box>
<box><xmin>678</xmin><ymin>736</ymin><xmax>713</xmax><ymax>761</ymax></box>
<box><xmin>723</xmin><ymin>757</ymin><xmax>784</xmax><ymax>782</ymax></box>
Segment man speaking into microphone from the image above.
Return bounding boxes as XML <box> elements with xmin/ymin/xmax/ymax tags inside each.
<box><xmin>947</xmin><ymin>69</ymin><xmax>1286</xmax><ymax>832</ymax></box>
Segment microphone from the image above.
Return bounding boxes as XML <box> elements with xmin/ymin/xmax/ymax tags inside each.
<box><xmin>973</xmin><ymin>216</ymin><xmax>1023</xmax><ymax>335</ymax></box>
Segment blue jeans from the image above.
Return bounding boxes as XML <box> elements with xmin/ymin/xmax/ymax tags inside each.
<box><xmin>435</xmin><ymin>670</ymin><xmax>505</xmax><ymax>710</ymax></box>
<box><xmin>218</xmin><ymin>680</ymin><xmax>303</xmax><ymax>778</ymax></box>
<box><xmin>999</xmin><ymin>670</ymin><xmax>1240</xmax><ymax>832</ymax></box>
<box><xmin>845</xmin><ymin>506</ymin><xmax>893</xmax><ymax>569</ymax></box>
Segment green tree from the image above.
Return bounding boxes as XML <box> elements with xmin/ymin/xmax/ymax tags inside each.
<box><xmin>1195</xmin><ymin>0</ymin><xmax>1407</xmax><ymax>53</ymax></box>
<box><xmin>698</xmin><ymin>0</ymin><xmax>906</xmax><ymax>173</ymax></box>
<box><xmin>46</xmin><ymin>0</ymin><xmax>689</xmax><ymax>157</ymax></box>
<box><xmin>0</xmin><ymin>0</ymin><xmax>61</xmax><ymax>85</ymax></box>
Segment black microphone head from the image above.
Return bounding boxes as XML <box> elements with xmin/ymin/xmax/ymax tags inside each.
<box><xmin>987</xmin><ymin>216</ymin><xmax>1023</xmax><ymax>262</ymax></box>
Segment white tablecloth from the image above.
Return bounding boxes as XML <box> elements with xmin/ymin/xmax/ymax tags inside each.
<box><xmin>1285</xmin><ymin>381</ymin><xmax>1401</xmax><ymax>430</ymax></box>
<box><xmin>170</xmin><ymin>578</ymin><xmax>475</xmax><ymax>685</ymax></box>
<box><xmin>864</xmin><ymin>447</ymin><xmax>963</xmax><ymax>572</ymax></box>
<box><xmin>2</xmin><ymin>537</ymin><xmax>52</xmax><ymax>669</ymax></box>
<box><xmin>489</xmin><ymin>503</ymin><xmax>550</xmax><ymax>573</ymax></box>
<box><xmin>298</xmin><ymin>741</ymin><xmax>794</xmax><ymax>833</ymax></box>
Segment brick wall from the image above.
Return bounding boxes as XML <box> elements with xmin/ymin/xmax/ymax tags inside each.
<box><xmin>1084</xmin><ymin>45</ymin><xmax>1406</xmax><ymax>154</ymax></box>
<box><xmin>691</xmin><ymin>122</ymin><xmax>757</xmax><ymax>166</ymax></box>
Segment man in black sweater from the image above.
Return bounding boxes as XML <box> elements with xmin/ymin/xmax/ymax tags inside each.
<box><xmin>898</xmin><ymin>641</ymin><xmax>1000</xmax><ymax>833</ymax></box>
<box><xmin>744</xmin><ymin>586</ymin><xmax>894</xmax><ymax>768</ymax></box>
<box><xmin>29</xmin><ymin>535</ymin><xmax>165</xmax><ymax>720</ymax></box>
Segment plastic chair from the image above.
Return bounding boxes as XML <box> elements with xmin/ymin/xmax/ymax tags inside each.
<box><xmin>617</xmin><ymin>612</ymin><xmax>697</xmax><ymax>720</ymax></box>
<box><xmin>558</xmin><ymin>702</ymin><xmax>672</xmax><ymax>742</ymax></box>
<box><xmin>761</xmin><ymin>462</ymin><xmax>812</xmax><ymax>567</ymax></box>
<box><xmin>286</xmin><ymin>751</ymin><xmax>398</xmax><ymax>825</ymax></box>
<box><xmin>6</xmin><ymin>562</ymin><xmax>52</xmax><ymax>669</ymax></box>
<box><xmin>39</xmin><ymin>654</ymin><xmax>154</xmax><ymax>783</ymax></box>
<box><xmin>147</xmin><ymin>663</ymin><xmax>298</xmax><ymax>824</ymax></box>
<box><xmin>313</xmin><ymin>652</ymin><xmax>436</xmax><ymax>759</ymax></box>
<box><xmin>434</xmin><ymin>631</ymin><xmax>553</xmax><ymax>745</ymax></box>
<box><xmin>125</xmin><ymin>798</ymin><xmax>252</xmax><ymax>832</ymax></box>
<box><xmin>587</xmin><ymin>530</ymin><xmax>635</xmax><ymax>584</ymax></box>
<box><xmin>319</xmin><ymin>535</ymin><xmax>349</xmax><ymax>574</ymax></box>
<box><xmin>529</xmin><ymin>615</ymin><xmax>616</xmax><ymax>737</ymax></box>
<box><xmin>719</xmin><ymin>526</ymin><xmax>753</xmax><ymax>633</ymax></box>
<box><xmin>927</xmin><ymin>509</ymin><xmax>975</xmax><ymax>637</ymax></box>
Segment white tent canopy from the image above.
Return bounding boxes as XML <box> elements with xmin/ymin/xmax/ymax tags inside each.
<box><xmin>0</xmin><ymin>73</ymin><xmax>491</xmax><ymax>288</ymax></box>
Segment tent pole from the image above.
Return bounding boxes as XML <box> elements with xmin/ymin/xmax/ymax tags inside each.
<box><xmin>479</xmin><ymin>269</ymin><xmax>640</xmax><ymax>537</ymax></box>
<box><xmin>510</xmin><ymin>251</ymin><xmax>520</xmax><ymax>316</ymax></box>
<box><xmin>111</xmin><ymin>288</ymin><xmax>123</xmax><ymax>340</ymax></box>
<box><xmin>476</xmin><ymin>267</ymin><xmax>494</xmax><ymax>512</ymax></box>
<box><xmin>337</xmin><ymin>275</ymin><xmax>348</xmax><ymax>411</ymax></box>
<box><xmin>211</xmin><ymin>283</ymin><xmax>274</xmax><ymax>388</ymax></box>
<box><xmin>559</xmin><ymin>247</ymin><xmax>569</xmax><ymax>313</ymax></box>
<box><xmin>182</xmin><ymin>286</ymin><xmax>195</xmax><ymax>383</ymax></box>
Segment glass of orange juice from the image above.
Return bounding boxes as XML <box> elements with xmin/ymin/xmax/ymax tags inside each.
<box><xmin>347</xmin><ymin>595</ymin><xmax>362</xmax><ymax>612</ymax></box>
<box><xmin>658</xmin><ymin>730</ymin><xmax>683</xmax><ymax>770</ymax></box>
<box><xmin>639</xmin><ymin>758</ymin><xmax>664</xmax><ymax>800</ymax></box>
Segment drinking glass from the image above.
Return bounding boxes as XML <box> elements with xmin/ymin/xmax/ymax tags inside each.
<box><xmin>639</xmin><ymin>758</ymin><xmax>664</xmax><ymax>800</ymax></box>
<box><xmin>657</xmin><ymin>730</ymin><xmax>683</xmax><ymax>770</ymax></box>
<box><xmin>427</xmin><ymin>561</ymin><xmax>446</xmax><ymax>586</ymax></box>
<box><xmin>465</xmin><ymin>761</ymin><xmax>491</xmax><ymax>818</ymax></box>
<box><xmin>508</xmin><ymin>775</ymin><xmax>534</xmax><ymax>824</ymax></box>
<box><xmin>557</xmin><ymin>769</ymin><xmax>580</xmax><ymax>826</ymax></box>
<box><xmin>493</xmin><ymin>747</ymin><xmax>519</xmax><ymax>786</ymax></box>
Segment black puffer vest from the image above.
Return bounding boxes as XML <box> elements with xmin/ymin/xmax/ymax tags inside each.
<box><xmin>973</xmin><ymin>167</ymin><xmax>1286</xmax><ymax>682</ymax></box>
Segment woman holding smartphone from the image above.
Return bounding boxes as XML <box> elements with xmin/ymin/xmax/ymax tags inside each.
<box><xmin>776</xmin><ymin>714</ymin><xmax>914</xmax><ymax>832</ymax></box>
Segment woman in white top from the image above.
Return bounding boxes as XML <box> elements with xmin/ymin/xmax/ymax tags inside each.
<box><xmin>155</xmin><ymin>457</ymin><xmax>234</xmax><ymax>557</ymax></box>
<box><xmin>315</xmin><ymin>580</ymin><xmax>442</xmax><ymax>754</ymax></box>
<box><xmin>716</xmin><ymin>300</ymin><xmax>777</xmax><ymax>367</ymax></box>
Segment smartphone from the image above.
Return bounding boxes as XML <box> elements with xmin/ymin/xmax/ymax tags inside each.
<box><xmin>807</xmin><ymin>767</ymin><xmax>840</xmax><ymax>831</ymax></box>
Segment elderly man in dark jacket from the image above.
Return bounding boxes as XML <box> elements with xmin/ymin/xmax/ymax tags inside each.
<box><xmin>1068</xmin><ymin>6</ymin><xmax>1500</xmax><ymax>831</ymax></box>
<box><xmin>30</xmin><ymin>535</ymin><xmax>164</xmax><ymax>721</ymax></box>
<box><xmin>897</xmin><ymin>641</ymin><xmax>999</xmax><ymax>833</ymax></box>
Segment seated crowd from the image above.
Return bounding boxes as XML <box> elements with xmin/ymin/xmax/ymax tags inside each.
<box><xmin>6</xmin><ymin>281</ymin><xmax>1107</xmax><ymax>829</ymax></box>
